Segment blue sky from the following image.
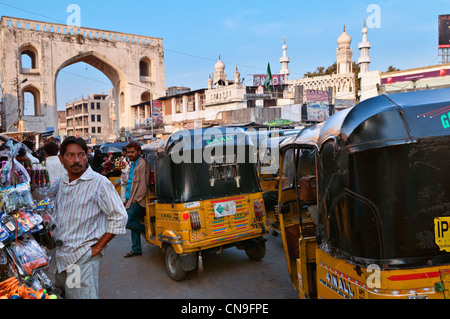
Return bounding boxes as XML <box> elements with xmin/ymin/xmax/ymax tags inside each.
<box><xmin>0</xmin><ymin>0</ymin><xmax>448</xmax><ymax>110</ymax></box>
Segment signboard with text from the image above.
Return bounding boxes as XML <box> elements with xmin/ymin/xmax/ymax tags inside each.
<box><xmin>253</xmin><ymin>74</ymin><xmax>286</xmax><ymax>86</ymax></box>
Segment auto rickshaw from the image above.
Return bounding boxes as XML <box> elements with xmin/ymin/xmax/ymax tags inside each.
<box><xmin>258</xmin><ymin>134</ymin><xmax>296</xmax><ymax>236</ymax></box>
<box><xmin>277</xmin><ymin>87</ymin><xmax>450</xmax><ymax>299</ymax></box>
<box><xmin>143</xmin><ymin>127</ymin><xmax>268</xmax><ymax>281</ymax></box>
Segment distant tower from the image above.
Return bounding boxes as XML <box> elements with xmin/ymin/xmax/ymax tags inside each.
<box><xmin>336</xmin><ymin>25</ymin><xmax>353</xmax><ymax>74</ymax></box>
<box><xmin>207</xmin><ymin>73</ymin><xmax>213</xmax><ymax>89</ymax></box>
<box><xmin>358</xmin><ymin>20</ymin><xmax>371</xmax><ymax>73</ymax></box>
<box><xmin>233</xmin><ymin>66</ymin><xmax>240</xmax><ymax>84</ymax></box>
<box><xmin>214</xmin><ymin>55</ymin><xmax>227</xmax><ymax>86</ymax></box>
<box><xmin>279</xmin><ymin>37</ymin><xmax>290</xmax><ymax>81</ymax></box>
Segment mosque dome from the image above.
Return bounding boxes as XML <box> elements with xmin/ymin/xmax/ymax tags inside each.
<box><xmin>337</xmin><ymin>26</ymin><xmax>352</xmax><ymax>48</ymax></box>
<box><xmin>215</xmin><ymin>57</ymin><xmax>225</xmax><ymax>71</ymax></box>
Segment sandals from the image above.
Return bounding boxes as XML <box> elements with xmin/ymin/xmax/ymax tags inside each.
<box><xmin>123</xmin><ymin>251</ymin><xmax>142</xmax><ymax>258</ymax></box>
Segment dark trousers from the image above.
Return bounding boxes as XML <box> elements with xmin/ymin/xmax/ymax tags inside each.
<box><xmin>126</xmin><ymin>202</ymin><xmax>146</xmax><ymax>254</ymax></box>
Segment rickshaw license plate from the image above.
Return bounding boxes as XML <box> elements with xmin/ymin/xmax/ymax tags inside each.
<box><xmin>214</xmin><ymin>200</ymin><xmax>236</xmax><ymax>218</ymax></box>
<box><xmin>435</xmin><ymin>217</ymin><xmax>450</xmax><ymax>252</ymax></box>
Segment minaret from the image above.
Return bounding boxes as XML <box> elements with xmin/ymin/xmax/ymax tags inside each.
<box><xmin>279</xmin><ymin>37</ymin><xmax>290</xmax><ymax>81</ymax></box>
<box><xmin>358</xmin><ymin>20</ymin><xmax>371</xmax><ymax>73</ymax></box>
<box><xmin>336</xmin><ymin>25</ymin><xmax>353</xmax><ymax>74</ymax></box>
<box><xmin>214</xmin><ymin>55</ymin><xmax>227</xmax><ymax>86</ymax></box>
<box><xmin>207</xmin><ymin>74</ymin><xmax>213</xmax><ymax>89</ymax></box>
<box><xmin>233</xmin><ymin>66</ymin><xmax>240</xmax><ymax>84</ymax></box>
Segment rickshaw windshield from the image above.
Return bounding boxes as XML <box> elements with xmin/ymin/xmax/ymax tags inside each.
<box><xmin>281</xmin><ymin>148</ymin><xmax>316</xmax><ymax>190</ymax></box>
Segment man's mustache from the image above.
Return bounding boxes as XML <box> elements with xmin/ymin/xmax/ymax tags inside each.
<box><xmin>70</xmin><ymin>164</ymin><xmax>83</xmax><ymax>169</ymax></box>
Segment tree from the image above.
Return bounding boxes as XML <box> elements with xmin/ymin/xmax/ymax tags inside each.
<box><xmin>303</xmin><ymin>61</ymin><xmax>361</xmax><ymax>100</ymax></box>
<box><xmin>386</xmin><ymin>65</ymin><xmax>401</xmax><ymax>72</ymax></box>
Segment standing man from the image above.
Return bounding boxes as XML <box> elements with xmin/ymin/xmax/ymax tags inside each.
<box><xmin>43</xmin><ymin>141</ymin><xmax>66</xmax><ymax>182</ymax></box>
<box><xmin>118</xmin><ymin>147</ymin><xmax>130</xmax><ymax>203</ymax></box>
<box><xmin>51</xmin><ymin>136</ymin><xmax>127</xmax><ymax>299</ymax></box>
<box><xmin>123</xmin><ymin>141</ymin><xmax>150</xmax><ymax>258</ymax></box>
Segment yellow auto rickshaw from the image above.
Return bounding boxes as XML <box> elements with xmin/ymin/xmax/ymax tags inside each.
<box><xmin>258</xmin><ymin>134</ymin><xmax>296</xmax><ymax>236</ymax></box>
<box><xmin>142</xmin><ymin>127</ymin><xmax>268</xmax><ymax>281</ymax></box>
<box><xmin>278</xmin><ymin>88</ymin><xmax>450</xmax><ymax>299</ymax></box>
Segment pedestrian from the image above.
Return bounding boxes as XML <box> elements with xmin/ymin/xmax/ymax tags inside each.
<box><xmin>43</xmin><ymin>141</ymin><xmax>66</xmax><ymax>181</ymax></box>
<box><xmin>91</xmin><ymin>148</ymin><xmax>104</xmax><ymax>173</ymax></box>
<box><xmin>22</xmin><ymin>139</ymin><xmax>40</xmax><ymax>163</ymax></box>
<box><xmin>117</xmin><ymin>147</ymin><xmax>130</xmax><ymax>203</ymax></box>
<box><xmin>50</xmin><ymin>136</ymin><xmax>128</xmax><ymax>299</ymax></box>
<box><xmin>123</xmin><ymin>141</ymin><xmax>150</xmax><ymax>258</ymax></box>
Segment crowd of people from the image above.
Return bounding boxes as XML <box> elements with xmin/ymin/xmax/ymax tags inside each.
<box><xmin>1</xmin><ymin>137</ymin><xmax>128</xmax><ymax>182</ymax></box>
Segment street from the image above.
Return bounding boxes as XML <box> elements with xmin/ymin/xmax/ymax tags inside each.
<box><xmin>99</xmin><ymin>230</ymin><xmax>298</xmax><ymax>299</ymax></box>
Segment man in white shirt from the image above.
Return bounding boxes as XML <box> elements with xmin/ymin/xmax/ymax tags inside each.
<box><xmin>51</xmin><ymin>136</ymin><xmax>127</xmax><ymax>299</ymax></box>
<box><xmin>43</xmin><ymin>142</ymin><xmax>67</xmax><ymax>182</ymax></box>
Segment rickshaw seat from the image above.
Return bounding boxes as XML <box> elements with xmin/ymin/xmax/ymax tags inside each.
<box><xmin>299</xmin><ymin>175</ymin><xmax>316</xmax><ymax>202</ymax></box>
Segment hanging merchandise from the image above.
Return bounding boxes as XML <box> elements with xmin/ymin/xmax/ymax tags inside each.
<box><xmin>0</xmin><ymin>141</ymin><xmax>59</xmax><ymax>299</ymax></box>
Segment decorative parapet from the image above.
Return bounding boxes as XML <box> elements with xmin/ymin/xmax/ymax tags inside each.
<box><xmin>1</xmin><ymin>16</ymin><xmax>162</xmax><ymax>47</ymax></box>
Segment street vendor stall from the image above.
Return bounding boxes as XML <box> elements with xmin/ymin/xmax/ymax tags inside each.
<box><xmin>0</xmin><ymin>140</ymin><xmax>59</xmax><ymax>299</ymax></box>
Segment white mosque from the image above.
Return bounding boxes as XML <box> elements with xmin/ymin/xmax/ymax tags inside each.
<box><xmin>204</xmin><ymin>24</ymin><xmax>373</xmax><ymax>110</ymax></box>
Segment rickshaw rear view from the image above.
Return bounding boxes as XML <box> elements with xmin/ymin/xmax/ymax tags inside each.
<box><xmin>144</xmin><ymin>127</ymin><xmax>268</xmax><ymax>281</ymax></box>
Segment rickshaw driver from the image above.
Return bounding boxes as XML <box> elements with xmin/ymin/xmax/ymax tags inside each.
<box><xmin>123</xmin><ymin>141</ymin><xmax>151</xmax><ymax>258</ymax></box>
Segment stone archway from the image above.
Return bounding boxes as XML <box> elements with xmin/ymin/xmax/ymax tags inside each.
<box><xmin>0</xmin><ymin>16</ymin><xmax>165</xmax><ymax>135</ymax></box>
<box><xmin>54</xmin><ymin>51</ymin><xmax>125</xmax><ymax>130</ymax></box>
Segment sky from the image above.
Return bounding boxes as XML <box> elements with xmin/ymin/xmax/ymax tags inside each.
<box><xmin>0</xmin><ymin>0</ymin><xmax>449</xmax><ymax>111</ymax></box>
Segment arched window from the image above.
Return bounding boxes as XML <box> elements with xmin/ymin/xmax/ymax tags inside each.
<box><xmin>22</xmin><ymin>86</ymin><xmax>41</xmax><ymax>116</ymax></box>
<box><xmin>139</xmin><ymin>57</ymin><xmax>152</xmax><ymax>82</ymax></box>
<box><xmin>20</xmin><ymin>44</ymin><xmax>39</xmax><ymax>73</ymax></box>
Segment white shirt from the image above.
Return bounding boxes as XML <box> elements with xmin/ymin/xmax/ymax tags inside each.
<box><xmin>45</xmin><ymin>156</ymin><xmax>67</xmax><ymax>182</ymax></box>
<box><xmin>51</xmin><ymin>166</ymin><xmax>128</xmax><ymax>272</ymax></box>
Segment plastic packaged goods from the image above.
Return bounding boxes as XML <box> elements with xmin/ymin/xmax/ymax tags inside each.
<box><xmin>0</xmin><ymin>140</ymin><xmax>58</xmax><ymax>298</ymax></box>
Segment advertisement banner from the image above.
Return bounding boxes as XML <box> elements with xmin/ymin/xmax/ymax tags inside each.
<box><xmin>305</xmin><ymin>101</ymin><xmax>331</xmax><ymax>122</ymax></box>
<box><xmin>253</xmin><ymin>74</ymin><xmax>286</xmax><ymax>86</ymax></box>
<box><xmin>151</xmin><ymin>100</ymin><xmax>163</xmax><ymax>124</ymax></box>
<box><xmin>305</xmin><ymin>89</ymin><xmax>328</xmax><ymax>102</ymax></box>
<box><xmin>439</xmin><ymin>15</ymin><xmax>450</xmax><ymax>48</ymax></box>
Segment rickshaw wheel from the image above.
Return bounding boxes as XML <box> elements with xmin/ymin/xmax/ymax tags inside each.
<box><xmin>165</xmin><ymin>245</ymin><xmax>187</xmax><ymax>281</ymax></box>
<box><xmin>244</xmin><ymin>239</ymin><xmax>266</xmax><ymax>261</ymax></box>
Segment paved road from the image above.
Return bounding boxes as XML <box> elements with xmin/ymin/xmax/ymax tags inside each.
<box><xmin>99</xmin><ymin>230</ymin><xmax>298</xmax><ymax>299</ymax></box>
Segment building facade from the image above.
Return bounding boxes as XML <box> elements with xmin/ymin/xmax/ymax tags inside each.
<box><xmin>64</xmin><ymin>93</ymin><xmax>114</xmax><ymax>144</ymax></box>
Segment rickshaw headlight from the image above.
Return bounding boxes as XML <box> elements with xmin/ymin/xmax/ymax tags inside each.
<box><xmin>189</xmin><ymin>211</ymin><xmax>201</xmax><ymax>230</ymax></box>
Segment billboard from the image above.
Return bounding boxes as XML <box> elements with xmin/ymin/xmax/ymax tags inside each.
<box><xmin>253</xmin><ymin>74</ymin><xmax>286</xmax><ymax>86</ymax></box>
<box><xmin>439</xmin><ymin>14</ymin><xmax>450</xmax><ymax>48</ymax></box>
<box><xmin>151</xmin><ymin>100</ymin><xmax>163</xmax><ymax>124</ymax></box>
<box><xmin>305</xmin><ymin>89</ymin><xmax>329</xmax><ymax>102</ymax></box>
<box><xmin>305</xmin><ymin>102</ymin><xmax>331</xmax><ymax>122</ymax></box>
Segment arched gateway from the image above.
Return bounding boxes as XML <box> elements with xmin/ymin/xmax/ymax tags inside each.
<box><xmin>0</xmin><ymin>16</ymin><xmax>165</xmax><ymax>136</ymax></box>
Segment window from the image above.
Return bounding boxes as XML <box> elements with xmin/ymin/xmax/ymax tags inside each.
<box><xmin>209</xmin><ymin>154</ymin><xmax>239</xmax><ymax>187</ymax></box>
<box><xmin>91</xmin><ymin>127</ymin><xmax>96</xmax><ymax>133</ymax></box>
<box><xmin>96</xmin><ymin>103</ymin><xmax>100</xmax><ymax>110</ymax></box>
<box><xmin>281</xmin><ymin>148</ymin><xmax>316</xmax><ymax>190</ymax></box>
<box><xmin>97</xmin><ymin>127</ymin><xmax>101</xmax><ymax>133</ymax></box>
<box><xmin>139</xmin><ymin>57</ymin><xmax>152</xmax><ymax>78</ymax></box>
<box><xmin>91</xmin><ymin>115</ymin><xmax>95</xmax><ymax>122</ymax></box>
<box><xmin>91</xmin><ymin>102</ymin><xmax>95</xmax><ymax>109</ymax></box>
<box><xmin>20</xmin><ymin>44</ymin><xmax>39</xmax><ymax>72</ymax></box>
<box><xmin>97</xmin><ymin>115</ymin><xmax>101</xmax><ymax>122</ymax></box>
<box><xmin>281</xmin><ymin>149</ymin><xmax>295</xmax><ymax>190</ymax></box>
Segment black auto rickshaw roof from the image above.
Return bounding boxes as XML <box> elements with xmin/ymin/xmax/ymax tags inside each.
<box><xmin>155</xmin><ymin>127</ymin><xmax>261</xmax><ymax>203</ymax></box>
<box><xmin>314</xmin><ymin>88</ymin><xmax>450</xmax><ymax>268</ymax></box>
<box><xmin>161</xmin><ymin>127</ymin><xmax>254</xmax><ymax>155</ymax></box>
<box><xmin>318</xmin><ymin>87</ymin><xmax>450</xmax><ymax>152</ymax></box>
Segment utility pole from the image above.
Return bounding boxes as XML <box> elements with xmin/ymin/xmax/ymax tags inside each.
<box><xmin>12</xmin><ymin>77</ymin><xmax>28</xmax><ymax>131</ymax></box>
